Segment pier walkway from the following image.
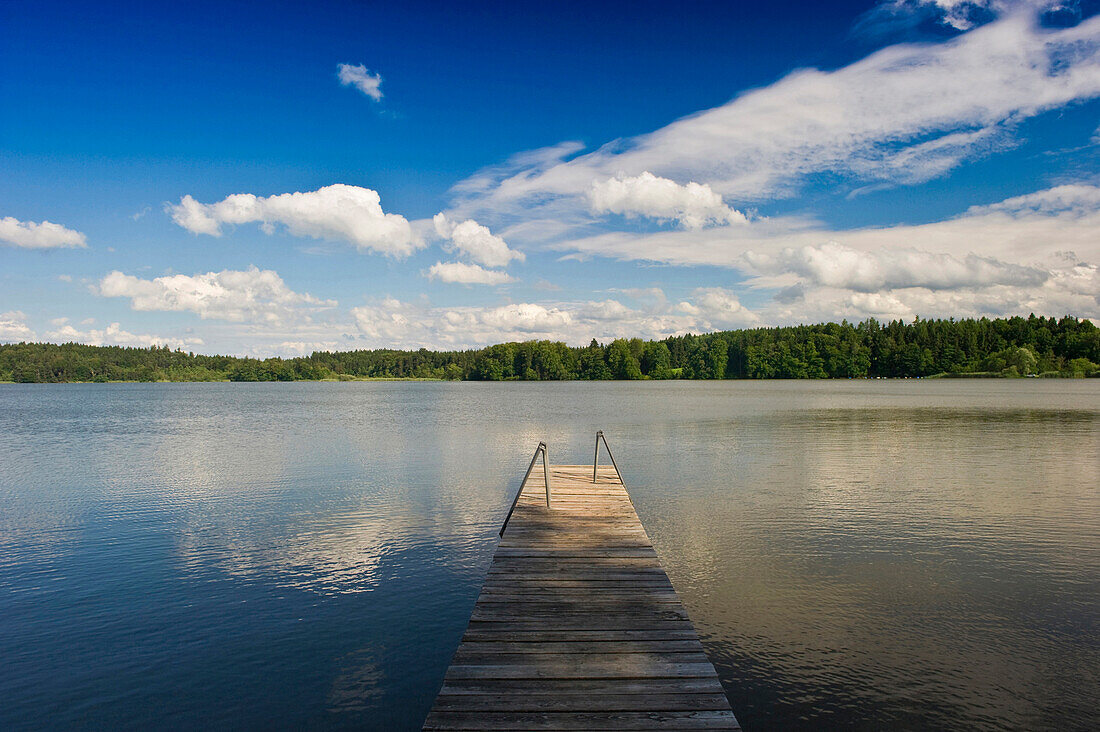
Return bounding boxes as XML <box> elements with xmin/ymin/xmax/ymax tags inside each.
<box><xmin>424</xmin><ymin>436</ymin><xmax>740</xmax><ymax>731</ymax></box>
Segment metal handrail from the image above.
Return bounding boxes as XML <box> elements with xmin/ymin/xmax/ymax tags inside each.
<box><xmin>593</xmin><ymin>430</ymin><xmax>623</xmax><ymax>484</ymax></box>
<box><xmin>499</xmin><ymin>441</ymin><xmax>551</xmax><ymax>536</ymax></box>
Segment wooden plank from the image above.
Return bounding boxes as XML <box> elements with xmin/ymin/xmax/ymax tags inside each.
<box><xmin>477</xmin><ymin>589</ymin><xmax>681</xmax><ymax>598</ymax></box>
<box><xmin>429</xmin><ymin>693</ymin><xmax>734</xmax><ymax>712</ymax></box>
<box><xmin>452</xmin><ymin>641</ymin><xmax>706</xmax><ymax>654</ymax></box>
<box><xmin>424</xmin><ymin>461</ymin><xmax>738</xmax><ymax>730</ymax></box>
<box><xmin>460</xmin><ymin>629</ymin><xmax>703</xmax><ymax>642</ymax></box>
<box><xmin>470</xmin><ymin>607</ymin><xmax>690</xmax><ymax>622</ymax></box>
<box><xmin>449</xmin><ymin>652</ymin><xmax>715</xmax><ymax>667</ymax></box>
<box><xmin>423</xmin><ymin>710</ymin><xmax>740</xmax><ymax>730</ymax></box>
<box><xmin>464</xmin><ymin>620</ymin><xmax>699</xmax><ymax>632</ymax></box>
<box><xmin>443</xmin><ymin>662</ymin><xmax>720</xmax><ymax>680</ymax></box>
<box><xmin>439</xmin><ymin>678</ymin><xmax>727</xmax><ymax>695</ymax></box>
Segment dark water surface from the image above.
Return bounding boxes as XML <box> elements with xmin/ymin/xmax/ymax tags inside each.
<box><xmin>1</xmin><ymin>381</ymin><xmax>1097</xmax><ymax>730</ymax></box>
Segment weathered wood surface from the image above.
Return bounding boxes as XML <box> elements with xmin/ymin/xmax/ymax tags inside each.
<box><xmin>424</xmin><ymin>463</ymin><xmax>739</xmax><ymax>731</ymax></box>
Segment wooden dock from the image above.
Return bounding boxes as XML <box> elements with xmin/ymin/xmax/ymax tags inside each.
<box><xmin>424</xmin><ymin>440</ymin><xmax>740</xmax><ymax>731</ymax></box>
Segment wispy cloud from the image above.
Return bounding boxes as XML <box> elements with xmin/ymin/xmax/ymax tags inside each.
<box><xmin>168</xmin><ymin>184</ymin><xmax>422</xmax><ymax>257</ymax></box>
<box><xmin>454</xmin><ymin>12</ymin><xmax>1100</xmax><ymax>221</ymax></box>
<box><xmin>0</xmin><ymin>216</ymin><xmax>87</xmax><ymax>249</ymax></box>
<box><xmin>337</xmin><ymin>63</ymin><xmax>384</xmax><ymax>101</ymax></box>
<box><xmin>857</xmin><ymin>1</ymin><xmax>1085</xmax><ymax>36</ymax></box>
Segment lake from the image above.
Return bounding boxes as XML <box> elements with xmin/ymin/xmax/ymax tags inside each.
<box><xmin>0</xmin><ymin>380</ymin><xmax>1097</xmax><ymax>730</ymax></box>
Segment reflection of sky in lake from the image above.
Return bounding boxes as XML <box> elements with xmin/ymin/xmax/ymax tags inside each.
<box><xmin>0</xmin><ymin>381</ymin><xmax>1096</xmax><ymax>729</ymax></box>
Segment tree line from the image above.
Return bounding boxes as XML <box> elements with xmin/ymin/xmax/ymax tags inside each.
<box><xmin>1</xmin><ymin>315</ymin><xmax>1098</xmax><ymax>383</ymax></box>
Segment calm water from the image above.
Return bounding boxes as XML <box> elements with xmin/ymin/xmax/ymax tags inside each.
<box><xmin>1</xmin><ymin>381</ymin><xmax>1097</xmax><ymax>730</ymax></box>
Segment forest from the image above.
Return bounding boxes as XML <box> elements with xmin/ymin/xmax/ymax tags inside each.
<box><xmin>1</xmin><ymin>315</ymin><xmax>1098</xmax><ymax>383</ymax></box>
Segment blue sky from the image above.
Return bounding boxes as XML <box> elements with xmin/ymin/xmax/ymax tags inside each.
<box><xmin>2</xmin><ymin>0</ymin><xmax>1099</xmax><ymax>355</ymax></box>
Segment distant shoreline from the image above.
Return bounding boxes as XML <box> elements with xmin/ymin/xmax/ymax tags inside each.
<box><xmin>2</xmin><ymin>372</ymin><xmax>1097</xmax><ymax>385</ymax></box>
<box><xmin>3</xmin><ymin>315</ymin><xmax>1097</xmax><ymax>383</ymax></box>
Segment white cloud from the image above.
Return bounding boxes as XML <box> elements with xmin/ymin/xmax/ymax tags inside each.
<box><xmin>0</xmin><ymin>311</ymin><xmax>35</xmax><ymax>342</ymax></box>
<box><xmin>351</xmin><ymin>299</ymin><xmax>576</xmax><ymax>348</ymax></box>
<box><xmin>555</xmin><ymin>183</ymin><xmax>1100</xmax><ymax>323</ymax></box>
<box><xmin>274</xmin><ymin>340</ymin><xmax>340</xmax><ymax>356</ymax></box>
<box><xmin>869</xmin><ymin>0</ymin><xmax>998</xmax><ymax>31</ymax></box>
<box><xmin>588</xmin><ymin>172</ymin><xmax>747</xmax><ymax>229</ymax></box>
<box><xmin>926</xmin><ymin>0</ymin><xmax>989</xmax><ymax>30</ymax></box>
<box><xmin>427</xmin><ymin>261</ymin><xmax>516</xmax><ymax>285</ymax></box>
<box><xmin>972</xmin><ymin>183</ymin><xmax>1100</xmax><ymax>217</ymax></box>
<box><xmin>432</xmin><ymin>214</ymin><xmax>525</xmax><ymax>267</ymax></box>
<box><xmin>744</xmin><ymin>241</ymin><xmax>1047</xmax><ymax>292</ymax></box>
<box><xmin>454</xmin><ymin>12</ymin><xmax>1100</xmax><ymax>216</ymax></box>
<box><xmin>679</xmin><ymin>288</ymin><xmax>759</xmax><ymax>329</ymax></box>
<box><xmin>46</xmin><ymin>323</ymin><xmax>203</xmax><ymax>350</ymax></box>
<box><xmin>559</xmin><ymin>184</ymin><xmax>1100</xmax><ymax>270</ymax></box>
<box><xmin>866</xmin><ymin>1</ymin><xmax>1074</xmax><ymax>34</ymax></box>
<box><xmin>348</xmin><ymin>290</ymin><xmax>759</xmax><ymax>350</ymax></box>
<box><xmin>337</xmin><ymin>63</ymin><xmax>383</xmax><ymax>101</ymax></box>
<box><xmin>97</xmin><ymin>266</ymin><xmax>335</xmax><ymax>325</ymax></box>
<box><xmin>762</xmin><ymin>275</ymin><xmax>1100</xmax><ymax>326</ymax></box>
<box><xmin>169</xmin><ymin>184</ymin><xmax>421</xmax><ymax>257</ymax></box>
<box><xmin>0</xmin><ymin>216</ymin><xmax>87</xmax><ymax>249</ymax></box>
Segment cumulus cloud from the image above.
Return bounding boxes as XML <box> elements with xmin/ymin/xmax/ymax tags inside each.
<box><xmin>588</xmin><ymin>172</ymin><xmax>747</xmax><ymax>229</ymax></box>
<box><xmin>0</xmin><ymin>311</ymin><xmax>35</xmax><ymax>342</ymax></box>
<box><xmin>169</xmin><ymin>184</ymin><xmax>420</xmax><ymax>257</ymax></box>
<box><xmin>0</xmin><ymin>217</ymin><xmax>87</xmax><ymax>249</ymax></box>
<box><xmin>432</xmin><ymin>214</ymin><xmax>525</xmax><ymax>267</ymax></box>
<box><xmin>337</xmin><ymin>63</ymin><xmax>383</xmax><ymax>100</ymax></box>
<box><xmin>427</xmin><ymin>261</ymin><xmax>516</xmax><ymax>285</ymax></box>
<box><xmin>678</xmin><ymin>288</ymin><xmax>759</xmax><ymax>328</ymax></box>
<box><xmin>97</xmin><ymin>266</ymin><xmax>335</xmax><ymax>325</ymax></box>
<box><xmin>453</xmin><ymin>12</ymin><xmax>1100</xmax><ymax>217</ymax></box>
<box><xmin>46</xmin><ymin>323</ymin><xmax>203</xmax><ymax>350</ymax></box>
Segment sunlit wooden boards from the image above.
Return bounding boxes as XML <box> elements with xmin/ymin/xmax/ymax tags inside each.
<box><xmin>423</xmin><ymin>463</ymin><xmax>740</xmax><ymax>731</ymax></box>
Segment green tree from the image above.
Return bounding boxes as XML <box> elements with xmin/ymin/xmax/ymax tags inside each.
<box><xmin>607</xmin><ymin>339</ymin><xmax>643</xmax><ymax>380</ymax></box>
<box><xmin>641</xmin><ymin>341</ymin><xmax>672</xmax><ymax>378</ymax></box>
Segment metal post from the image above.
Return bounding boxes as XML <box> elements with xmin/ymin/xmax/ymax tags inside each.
<box><xmin>593</xmin><ymin>430</ymin><xmax>601</xmax><ymax>482</ymax></box>
<box><xmin>542</xmin><ymin>443</ymin><xmax>551</xmax><ymax>506</ymax></box>
<box><xmin>500</xmin><ymin>441</ymin><xmax>548</xmax><ymax>537</ymax></box>
<box><xmin>600</xmin><ymin>432</ymin><xmax>623</xmax><ymax>485</ymax></box>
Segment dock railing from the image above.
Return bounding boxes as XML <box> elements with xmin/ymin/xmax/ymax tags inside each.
<box><xmin>592</xmin><ymin>429</ymin><xmax>623</xmax><ymax>484</ymax></box>
<box><xmin>498</xmin><ymin>432</ymin><xmax>624</xmax><ymax>537</ymax></box>
<box><xmin>499</xmin><ymin>441</ymin><xmax>549</xmax><ymax>536</ymax></box>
